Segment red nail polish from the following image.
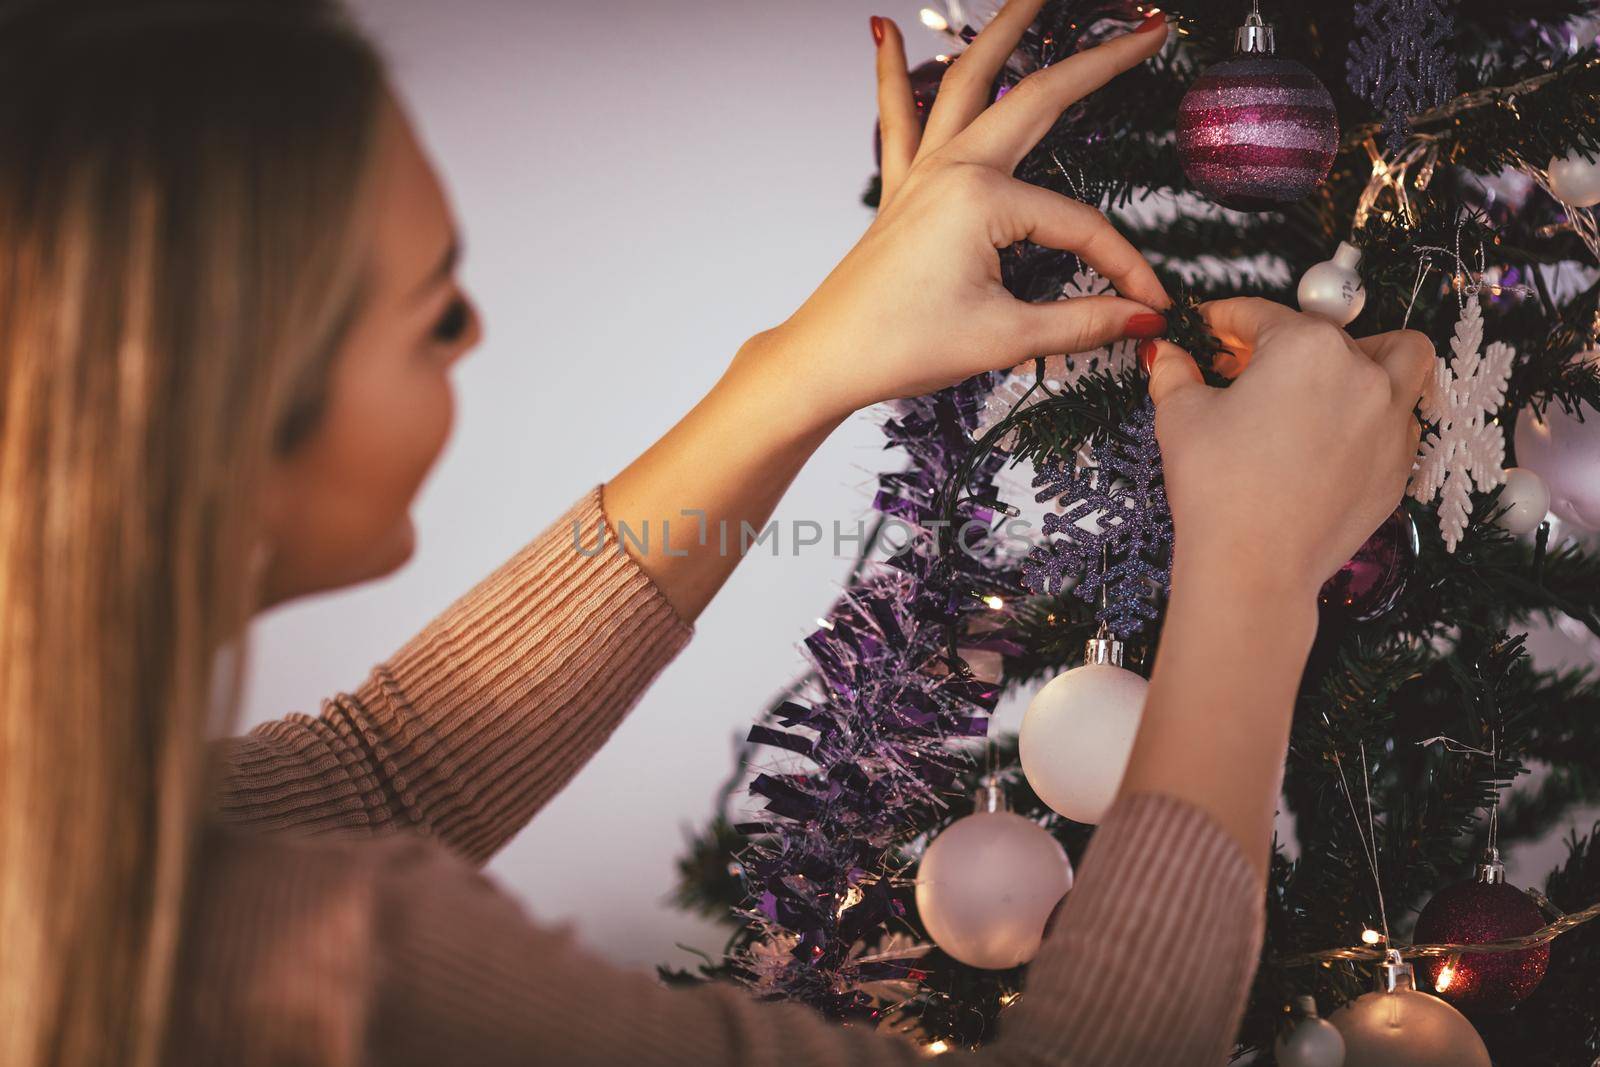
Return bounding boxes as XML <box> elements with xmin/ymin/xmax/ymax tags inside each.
<box><xmin>1124</xmin><ymin>313</ymin><xmax>1167</xmax><ymax>338</ymax></box>
<box><xmin>1135</xmin><ymin>9</ymin><xmax>1167</xmax><ymax>32</ymax></box>
<box><xmin>1138</xmin><ymin>339</ymin><xmax>1159</xmax><ymax>373</ymax></box>
<box><xmin>870</xmin><ymin>15</ymin><xmax>886</xmax><ymax>46</ymax></box>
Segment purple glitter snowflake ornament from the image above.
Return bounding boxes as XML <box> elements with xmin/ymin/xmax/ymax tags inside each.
<box><xmin>1022</xmin><ymin>400</ymin><xmax>1172</xmax><ymax>636</ymax></box>
<box><xmin>1348</xmin><ymin>0</ymin><xmax>1457</xmax><ymax>152</ymax></box>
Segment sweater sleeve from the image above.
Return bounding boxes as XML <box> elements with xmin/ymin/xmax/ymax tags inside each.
<box><xmin>215</xmin><ymin>486</ymin><xmax>694</xmax><ymax>864</ymax></box>
<box><xmin>366</xmin><ymin>792</ymin><xmax>1263</xmax><ymax>1066</ymax></box>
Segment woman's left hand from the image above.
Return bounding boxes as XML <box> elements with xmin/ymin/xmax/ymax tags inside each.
<box><xmin>744</xmin><ymin>0</ymin><xmax>1171</xmax><ymax>424</ymax></box>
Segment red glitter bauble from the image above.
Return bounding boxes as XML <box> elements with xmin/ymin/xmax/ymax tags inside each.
<box><xmin>1319</xmin><ymin>509</ymin><xmax>1418</xmax><ymax>622</ymax></box>
<box><xmin>1413</xmin><ymin>877</ymin><xmax>1549</xmax><ymax>1013</ymax></box>
<box><xmin>1176</xmin><ymin>54</ymin><xmax>1338</xmax><ymax>211</ymax></box>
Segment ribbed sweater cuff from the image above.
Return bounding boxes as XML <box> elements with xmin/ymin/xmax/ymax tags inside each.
<box><xmin>1003</xmin><ymin>792</ymin><xmax>1264</xmax><ymax>1065</ymax></box>
<box><xmin>351</xmin><ymin>485</ymin><xmax>694</xmax><ymax>862</ymax></box>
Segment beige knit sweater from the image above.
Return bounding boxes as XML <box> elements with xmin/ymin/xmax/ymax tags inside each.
<box><xmin>183</xmin><ymin>486</ymin><xmax>1265</xmax><ymax>1066</ymax></box>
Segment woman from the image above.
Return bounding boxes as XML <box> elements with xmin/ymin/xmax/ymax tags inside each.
<box><xmin>0</xmin><ymin>0</ymin><xmax>1432</xmax><ymax>1064</ymax></box>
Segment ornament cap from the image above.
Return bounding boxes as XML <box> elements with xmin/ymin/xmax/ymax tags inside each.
<box><xmin>1332</xmin><ymin>241</ymin><xmax>1364</xmax><ymax>270</ymax></box>
<box><xmin>1292</xmin><ymin>994</ymin><xmax>1320</xmax><ymax>1018</ymax></box>
<box><xmin>1474</xmin><ymin>846</ymin><xmax>1506</xmax><ymax>885</ymax></box>
<box><xmin>1234</xmin><ymin>6</ymin><xmax>1275</xmax><ymax>55</ymax></box>
<box><xmin>1083</xmin><ymin>629</ymin><xmax>1126</xmax><ymax>668</ymax></box>
<box><xmin>974</xmin><ymin>775</ymin><xmax>1009</xmax><ymax>814</ymax></box>
<box><xmin>1378</xmin><ymin>948</ymin><xmax>1415</xmax><ymax>993</ymax></box>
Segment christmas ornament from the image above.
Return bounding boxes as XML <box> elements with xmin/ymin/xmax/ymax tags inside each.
<box><xmin>914</xmin><ymin>780</ymin><xmax>1074</xmax><ymax>970</ymax></box>
<box><xmin>1513</xmin><ymin>398</ymin><xmax>1600</xmax><ymax>531</ymax></box>
<box><xmin>1319</xmin><ymin>509</ymin><xmax>1418</xmax><ymax>622</ymax></box>
<box><xmin>1023</xmin><ymin>401</ymin><xmax>1173</xmax><ymax>636</ymax></box>
<box><xmin>1176</xmin><ymin>4</ymin><xmax>1338</xmax><ymax>211</ymax></box>
<box><xmin>1298</xmin><ymin>242</ymin><xmax>1368</xmax><ymax>326</ymax></box>
<box><xmin>1275</xmin><ymin>995</ymin><xmax>1347</xmax><ymax>1067</ymax></box>
<box><xmin>1330</xmin><ymin>952</ymin><xmax>1491</xmax><ymax>1067</ymax></box>
<box><xmin>1019</xmin><ymin>631</ymin><xmax>1148</xmax><ymax>825</ymax></box>
<box><xmin>1546</xmin><ymin>150</ymin><xmax>1600</xmax><ymax>208</ymax></box>
<box><xmin>1347</xmin><ymin>0</ymin><xmax>1456</xmax><ymax>151</ymax></box>
<box><xmin>1413</xmin><ymin>849</ymin><xmax>1550</xmax><ymax>1012</ymax></box>
<box><xmin>1493</xmin><ymin>466</ymin><xmax>1551</xmax><ymax>535</ymax></box>
<box><xmin>1409</xmin><ymin>292</ymin><xmax>1514</xmax><ymax>552</ymax></box>
<box><xmin>874</xmin><ymin>57</ymin><xmax>950</xmax><ymax>167</ymax></box>
<box><xmin>976</xmin><ymin>269</ymin><xmax>1138</xmax><ymax>448</ymax></box>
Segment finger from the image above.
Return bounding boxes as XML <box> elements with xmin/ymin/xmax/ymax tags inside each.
<box><xmin>951</xmin><ymin>15</ymin><xmax>1169</xmax><ymax>169</ymax></box>
<box><xmin>1354</xmin><ymin>330</ymin><xmax>1436</xmax><ymax>412</ymax></box>
<box><xmin>919</xmin><ymin>0</ymin><xmax>1046</xmax><ymax>156</ymax></box>
<box><xmin>1009</xmin><ymin>294</ymin><xmax>1162</xmax><ymax>359</ymax></box>
<box><xmin>1143</xmin><ymin>339</ymin><xmax>1205</xmax><ymax>407</ymax></box>
<box><xmin>1003</xmin><ymin>181</ymin><xmax>1169</xmax><ymax>309</ymax></box>
<box><xmin>1198</xmin><ymin>297</ymin><xmax>1319</xmax><ymax>368</ymax></box>
<box><xmin>874</xmin><ymin>18</ymin><xmax>919</xmax><ymax>206</ymax></box>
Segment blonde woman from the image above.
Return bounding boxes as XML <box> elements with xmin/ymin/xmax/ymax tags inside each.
<box><xmin>0</xmin><ymin>1</ymin><xmax>1431</xmax><ymax>1064</ymax></box>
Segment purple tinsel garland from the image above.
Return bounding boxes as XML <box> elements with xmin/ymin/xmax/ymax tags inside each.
<box><xmin>734</xmin><ymin>378</ymin><xmax>1014</xmax><ymax>1015</ymax></box>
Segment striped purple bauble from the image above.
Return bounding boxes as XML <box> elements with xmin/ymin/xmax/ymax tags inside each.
<box><xmin>1176</xmin><ymin>55</ymin><xmax>1339</xmax><ymax>211</ymax></box>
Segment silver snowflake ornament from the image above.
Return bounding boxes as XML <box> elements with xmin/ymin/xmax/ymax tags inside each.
<box><xmin>1347</xmin><ymin>0</ymin><xmax>1456</xmax><ymax>152</ymax></box>
<box><xmin>1022</xmin><ymin>401</ymin><xmax>1172</xmax><ymax>635</ymax></box>
<box><xmin>1409</xmin><ymin>292</ymin><xmax>1513</xmax><ymax>553</ymax></box>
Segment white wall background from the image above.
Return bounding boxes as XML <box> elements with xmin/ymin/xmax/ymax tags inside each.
<box><xmin>241</xmin><ymin>0</ymin><xmax>1599</xmax><ymax>974</ymax></box>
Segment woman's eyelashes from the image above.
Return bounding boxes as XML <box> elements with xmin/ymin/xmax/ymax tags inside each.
<box><xmin>432</xmin><ymin>295</ymin><xmax>472</xmax><ymax>345</ymax></box>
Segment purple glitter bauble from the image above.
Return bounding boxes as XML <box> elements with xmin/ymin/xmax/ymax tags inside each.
<box><xmin>1176</xmin><ymin>55</ymin><xmax>1338</xmax><ymax>211</ymax></box>
<box><xmin>1319</xmin><ymin>509</ymin><xmax>1418</xmax><ymax>622</ymax></box>
<box><xmin>1414</xmin><ymin>879</ymin><xmax>1550</xmax><ymax>1013</ymax></box>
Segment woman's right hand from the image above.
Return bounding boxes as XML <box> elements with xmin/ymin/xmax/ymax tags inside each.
<box><xmin>740</xmin><ymin>1</ymin><xmax>1172</xmax><ymax>425</ymax></box>
<box><xmin>1143</xmin><ymin>299</ymin><xmax>1434</xmax><ymax>601</ymax></box>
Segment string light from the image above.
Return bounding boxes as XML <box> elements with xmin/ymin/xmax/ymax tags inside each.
<box><xmin>983</xmin><ymin>595</ymin><xmax>1005</xmax><ymax>611</ymax></box>
<box><xmin>998</xmin><ymin>991</ymin><xmax>1021</xmax><ymax>1007</ymax></box>
<box><xmin>1435</xmin><ymin>954</ymin><xmax>1460</xmax><ymax>992</ymax></box>
<box><xmin>924</xmin><ymin>1039</ymin><xmax>951</xmax><ymax>1056</ymax></box>
<box><xmin>1361</xmin><ymin>927</ymin><xmax>1384</xmax><ymax>946</ymax></box>
<box><xmin>919</xmin><ymin>8</ymin><xmax>950</xmax><ymax>31</ymax></box>
<box><xmin>837</xmin><ymin>884</ymin><xmax>864</xmax><ymax>918</ymax></box>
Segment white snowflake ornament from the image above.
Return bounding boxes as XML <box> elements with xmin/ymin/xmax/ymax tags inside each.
<box><xmin>1408</xmin><ymin>292</ymin><xmax>1514</xmax><ymax>552</ymax></box>
<box><xmin>974</xmin><ymin>269</ymin><xmax>1138</xmax><ymax>449</ymax></box>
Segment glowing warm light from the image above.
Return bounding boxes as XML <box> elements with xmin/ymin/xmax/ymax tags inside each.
<box><xmin>837</xmin><ymin>884</ymin><xmax>865</xmax><ymax>917</ymax></box>
<box><xmin>817</xmin><ymin>617</ymin><xmax>835</xmax><ymax>630</ymax></box>
<box><xmin>1361</xmin><ymin>928</ymin><xmax>1383</xmax><ymax>945</ymax></box>
<box><xmin>999</xmin><ymin>992</ymin><xmax>1021</xmax><ymax>1007</ymax></box>
<box><xmin>983</xmin><ymin>595</ymin><xmax>1005</xmax><ymax>611</ymax></box>
<box><xmin>920</xmin><ymin>8</ymin><xmax>950</xmax><ymax>31</ymax></box>
<box><xmin>1435</xmin><ymin>961</ymin><xmax>1457</xmax><ymax>992</ymax></box>
<box><xmin>925</xmin><ymin>1040</ymin><xmax>951</xmax><ymax>1056</ymax></box>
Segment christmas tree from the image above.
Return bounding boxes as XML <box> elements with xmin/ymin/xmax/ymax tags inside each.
<box><xmin>672</xmin><ymin>1</ymin><xmax>1600</xmax><ymax>1061</ymax></box>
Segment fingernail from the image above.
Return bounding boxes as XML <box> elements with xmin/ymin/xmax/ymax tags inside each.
<box><xmin>870</xmin><ymin>15</ymin><xmax>886</xmax><ymax>46</ymax></box>
<box><xmin>1135</xmin><ymin>9</ymin><xmax>1167</xmax><ymax>32</ymax></box>
<box><xmin>1138</xmin><ymin>339</ymin><xmax>1159</xmax><ymax>374</ymax></box>
<box><xmin>1124</xmin><ymin>313</ymin><xmax>1167</xmax><ymax>338</ymax></box>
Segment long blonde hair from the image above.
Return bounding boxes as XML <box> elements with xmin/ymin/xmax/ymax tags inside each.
<box><xmin>0</xmin><ymin>2</ymin><xmax>386</xmax><ymax>1063</ymax></box>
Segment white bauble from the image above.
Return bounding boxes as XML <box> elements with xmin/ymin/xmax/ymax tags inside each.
<box><xmin>1331</xmin><ymin>989</ymin><xmax>1491</xmax><ymax>1067</ymax></box>
<box><xmin>1020</xmin><ymin>640</ymin><xmax>1148</xmax><ymax>825</ymax></box>
<box><xmin>915</xmin><ymin>809</ymin><xmax>1073</xmax><ymax>970</ymax></box>
<box><xmin>1275</xmin><ymin>997</ymin><xmax>1347</xmax><ymax>1067</ymax></box>
<box><xmin>1298</xmin><ymin>242</ymin><xmax>1367</xmax><ymax>327</ymax></box>
<box><xmin>1514</xmin><ymin>401</ymin><xmax>1600</xmax><ymax>531</ymax></box>
<box><xmin>1547</xmin><ymin>151</ymin><xmax>1600</xmax><ymax>208</ymax></box>
<box><xmin>1494</xmin><ymin>466</ymin><xmax>1552</xmax><ymax>535</ymax></box>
